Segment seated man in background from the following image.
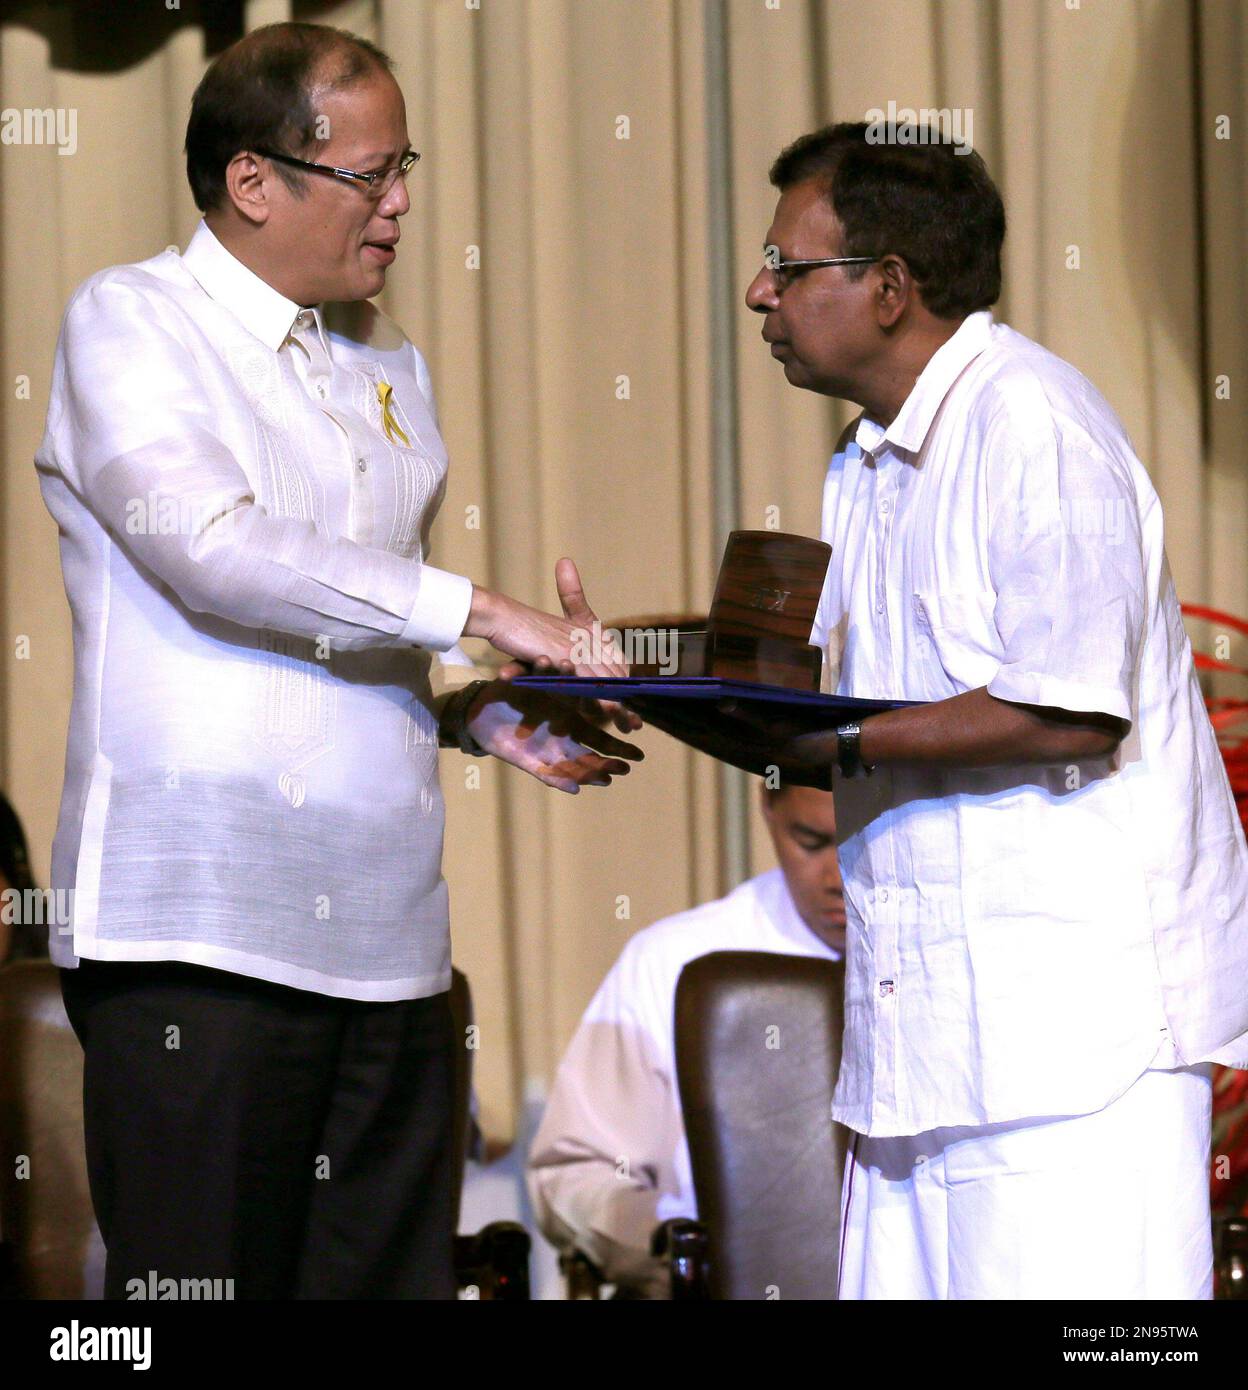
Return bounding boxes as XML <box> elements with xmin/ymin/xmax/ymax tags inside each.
<box><xmin>527</xmin><ymin>783</ymin><xmax>844</xmax><ymax>1298</ymax></box>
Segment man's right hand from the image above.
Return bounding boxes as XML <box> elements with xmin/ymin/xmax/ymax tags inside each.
<box><xmin>462</xmin><ymin>680</ymin><xmax>643</xmax><ymax>794</ymax></box>
<box><xmin>464</xmin><ymin>557</ymin><xmax>627</xmax><ymax>678</ymax></box>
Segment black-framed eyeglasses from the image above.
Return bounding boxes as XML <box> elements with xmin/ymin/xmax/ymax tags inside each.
<box><xmin>254</xmin><ymin>147</ymin><xmax>420</xmax><ymax>198</ymax></box>
<box><xmin>763</xmin><ymin>253</ymin><xmax>880</xmax><ymax>293</ymax></box>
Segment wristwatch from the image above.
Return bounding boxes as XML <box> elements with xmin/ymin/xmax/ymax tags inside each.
<box><xmin>833</xmin><ymin>721</ymin><xmax>876</xmax><ymax>778</ymax></box>
<box><xmin>438</xmin><ymin>679</ymin><xmax>492</xmax><ymax>756</ymax></box>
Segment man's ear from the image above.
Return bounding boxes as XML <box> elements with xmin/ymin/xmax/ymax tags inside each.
<box><xmin>874</xmin><ymin>253</ymin><xmax>914</xmax><ymax>330</ymax></box>
<box><xmin>222</xmin><ymin>151</ymin><xmax>272</xmax><ymax>227</ymax></box>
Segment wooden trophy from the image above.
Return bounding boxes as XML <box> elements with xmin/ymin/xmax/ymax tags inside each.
<box><xmin>628</xmin><ymin>531</ymin><xmax>831</xmax><ymax>691</ymax></box>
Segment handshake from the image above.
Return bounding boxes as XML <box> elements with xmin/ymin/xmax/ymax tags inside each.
<box><xmin>438</xmin><ymin>556</ymin><xmax>646</xmax><ymax>794</ymax></box>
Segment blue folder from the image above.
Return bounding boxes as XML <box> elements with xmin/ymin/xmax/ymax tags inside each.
<box><xmin>509</xmin><ymin>675</ymin><xmax>918</xmax><ymax>784</ymax></box>
<box><xmin>510</xmin><ymin>674</ymin><xmax>916</xmax><ymax>718</ymax></box>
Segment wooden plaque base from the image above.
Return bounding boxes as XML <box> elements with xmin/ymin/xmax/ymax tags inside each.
<box><xmin>628</xmin><ymin>531</ymin><xmax>831</xmax><ymax>691</ymax></box>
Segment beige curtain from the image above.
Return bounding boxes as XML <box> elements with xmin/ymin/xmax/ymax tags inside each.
<box><xmin>1</xmin><ymin>0</ymin><xmax>1244</xmax><ymax>1146</ymax></box>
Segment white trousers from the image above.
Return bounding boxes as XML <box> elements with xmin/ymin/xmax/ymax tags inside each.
<box><xmin>838</xmin><ymin>1064</ymin><xmax>1214</xmax><ymax>1299</ymax></box>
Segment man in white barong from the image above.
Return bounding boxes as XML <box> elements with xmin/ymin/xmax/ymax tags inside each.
<box><xmin>715</xmin><ymin>120</ymin><xmax>1248</xmax><ymax>1300</ymax></box>
<box><xmin>528</xmin><ymin>783</ymin><xmax>845</xmax><ymax>1298</ymax></box>
<box><xmin>36</xmin><ymin>21</ymin><xmax>639</xmax><ymax>1300</ymax></box>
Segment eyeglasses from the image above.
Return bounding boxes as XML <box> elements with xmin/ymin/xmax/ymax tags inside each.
<box><xmin>764</xmin><ymin>254</ymin><xmax>880</xmax><ymax>294</ymax></box>
<box><xmin>254</xmin><ymin>147</ymin><xmax>420</xmax><ymax>198</ymax></box>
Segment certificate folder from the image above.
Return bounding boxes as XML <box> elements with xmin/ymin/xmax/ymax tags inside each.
<box><xmin>510</xmin><ymin>531</ymin><xmax>920</xmax><ymax>781</ymax></box>
<box><xmin>510</xmin><ymin>674</ymin><xmax>916</xmax><ymax>718</ymax></box>
<box><xmin>510</xmin><ymin>675</ymin><xmax>920</xmax><ymax>783</ymax></box>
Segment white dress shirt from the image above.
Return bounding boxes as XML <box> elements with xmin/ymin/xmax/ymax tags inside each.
<box><xmin>527</xmin><ymin>868</ymin><xmax>842</xmax><ymax>1294</ymax></box>
<box><xmin>35</xmin><ymin>220</ymin><xmax>477</xmax><ymax>1000</ymax></box>
<box><xmin>813</xmin><ymin>309</ymin><xmax>1248</xmax><ymax>1137</ymax></box>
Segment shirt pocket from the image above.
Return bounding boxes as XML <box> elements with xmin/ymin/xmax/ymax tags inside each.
<box><xmin>911</xmin><ymin>590</ymin><xmax>1003</xmax><ymax>695</ymax></box>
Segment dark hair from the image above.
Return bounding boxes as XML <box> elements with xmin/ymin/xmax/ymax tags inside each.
<box><xmin>769</xmin><ymin>121</ymin><xmax>1005</xmax><ymax>318</ymax></box>
<box><xmin>762</xmin><ymin>781</ymin><xmax>794</xmax><ymax>800</ymax></box>
<box><xmin>185</xmin><ymin>22</ymin><xmax>394</xmax><ymax>213</ymax></box>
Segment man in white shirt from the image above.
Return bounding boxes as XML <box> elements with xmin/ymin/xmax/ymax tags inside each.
<box><xmin>528</xmin><ymin>784</ymin><xmax>844</xmax><ymax>1298</ymax></box>
<box><xmin>707</xmin><ymin>121</ymin><xmax>1248</xmax><ymax>1299</ymax></box>
<box><xmin>36</xmin><ymin>22</ymin><xmax>639</xmax><ymax>1300</ymax></box>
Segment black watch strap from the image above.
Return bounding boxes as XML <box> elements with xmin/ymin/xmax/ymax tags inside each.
<box><xmin>834</xmin><ymin>721</ymin><xmax>875</xmax><ymax>778</ymax></box>
<box><xmin>439</xmin><ymin>679</ymin><xmax>492</xmax><ymax>756</ymax></box>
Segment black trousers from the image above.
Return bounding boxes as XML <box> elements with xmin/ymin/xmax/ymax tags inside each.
<box><xmin>60</xmin><ymin>957</ymin><xmax>457</xmax><ymax>1300</ymax></box>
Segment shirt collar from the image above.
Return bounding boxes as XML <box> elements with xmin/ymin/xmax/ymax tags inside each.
<box><xmin>855</xmin><ymin>308</ymin><xmax>994</xmax><ymax>459</ymax></box>
<box><xmin>754</xmin><ymin>867</ymin><xmax>842</xmax><ymax>960</ymax></box>
<box><xmin>182</xmin><ymin>219</ymin><xmax>324</xmax><ymax>354</ymax></box>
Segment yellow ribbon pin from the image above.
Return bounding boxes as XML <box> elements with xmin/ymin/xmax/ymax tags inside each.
<box><xmin>375</xmin><ymin>381</ymin><xmax>410</xmax><ymax>447</ymax></box>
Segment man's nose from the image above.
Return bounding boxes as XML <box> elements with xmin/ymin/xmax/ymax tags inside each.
<box><xmin>745</xmin><ymin>267</ymin><xmax>778</xmax><ymax>313</ymax></box>
<box><xmin>378</xmin><ymin>174</ymin><xmax>411</xmax><ymax>219</ymax></box>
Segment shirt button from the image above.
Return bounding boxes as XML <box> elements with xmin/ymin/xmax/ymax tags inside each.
<box><xmin>356</xmin><ymin>458</ymin><xmax>367</xmax><ymax>473</ymax></box>
<box><xmin>875</xmin><ymin>601</ymin><xmax>885</xmax><ymax>614</ymax></box>
<box><xmin>879</xmin><ymin>499</ymin><xmax>892</xmax><ymax>515</ymax></box>
<box><xmin>316</xmin><ymin>383</ymin><xmax>327</xmax><ymax>399</ymax></box>
<box><xmin>879</xmin><ymin>888</ymin><xmax>889</xmax><ymax>903</ymax></box>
